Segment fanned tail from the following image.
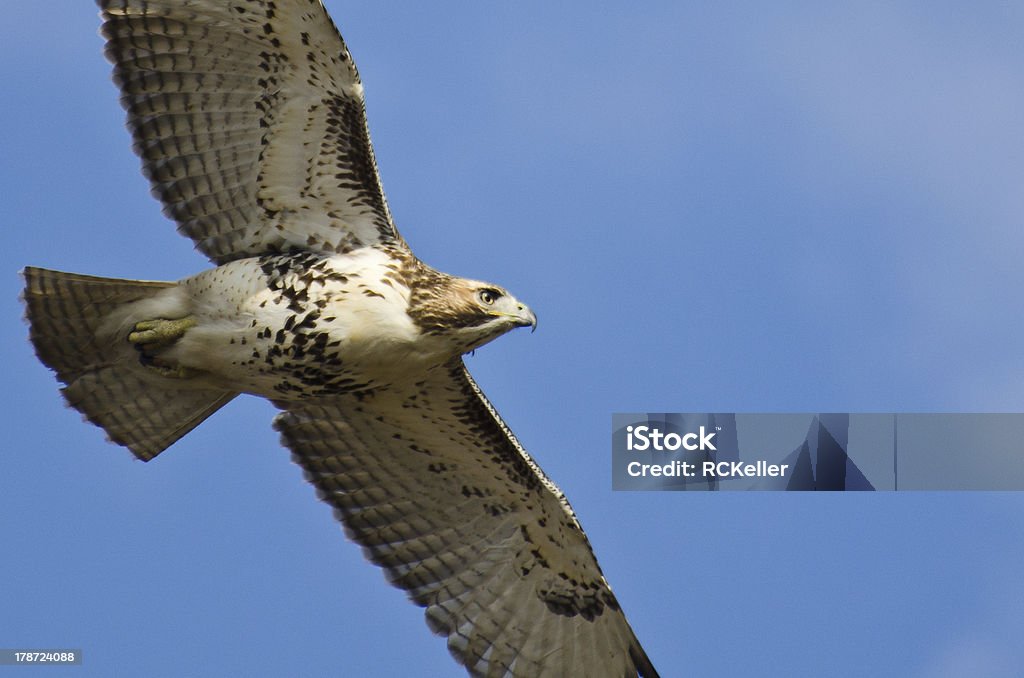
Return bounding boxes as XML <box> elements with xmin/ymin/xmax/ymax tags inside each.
<box><xmin>23</xmin><ymin>266</ymin><xmax>236</xmax><ymax>461</ymax></box>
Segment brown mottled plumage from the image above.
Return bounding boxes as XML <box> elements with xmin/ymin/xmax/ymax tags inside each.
<box><xmin>22</xmin><ymin>1</ymin><xmax>659</xmax><ymax>676</ymax></box>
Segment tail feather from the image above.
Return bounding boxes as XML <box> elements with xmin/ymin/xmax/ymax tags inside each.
<box><xmin>23</xmin><ymin>266</ymin><xmax>236</xmax><ymax>461</ymax></box>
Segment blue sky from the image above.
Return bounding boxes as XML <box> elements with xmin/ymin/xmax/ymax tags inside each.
<box><xmin>3</xmin><ymin>2</ymin><xmax>1024</xmax><ymax>676</ymax></box>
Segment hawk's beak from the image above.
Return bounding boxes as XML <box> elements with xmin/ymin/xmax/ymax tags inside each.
<box><xmin>501</xmin><ymin>303</ymin><xmax>540</xmax><ymax>333</ymax></box>
<box><xmin>490</xmin><ymin>294</ymin><xmax>537</xmax><ymax>332</ymax></box>
<box><xmin>513</xmin><ymin>303</ymin><xmax>538</xmax><ymax>333</ymax></box>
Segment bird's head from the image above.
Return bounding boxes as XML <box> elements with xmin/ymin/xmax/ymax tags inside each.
<box><xmin>408</xmin><ymin>273</ymin><xmax>537</xmax><ymax>355</ymax></box>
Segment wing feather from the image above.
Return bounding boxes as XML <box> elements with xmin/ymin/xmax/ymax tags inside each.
<box><xmin>98</xmin><ymin>0</ymin><xmax>401</xmax><ymax>263</ymax></box>
<box><xmin>274</xmin><ymin>360</ymin><xmax>659</xmax><ymax>677</ymax></box>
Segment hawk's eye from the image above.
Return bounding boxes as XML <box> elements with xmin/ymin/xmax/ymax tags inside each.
<box><xmin>478</xmin><ymin>289</ymin><xmax>500</xmax><ymax>305</ymax></box>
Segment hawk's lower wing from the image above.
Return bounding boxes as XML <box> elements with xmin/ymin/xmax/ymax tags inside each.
<box><xmin>273</xmin><ymin>360</ymin><xmax>658</xmax><ymax>677</ymax></box>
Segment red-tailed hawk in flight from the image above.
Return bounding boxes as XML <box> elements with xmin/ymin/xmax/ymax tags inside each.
<box><xmin>23</xmin><ymin>2</ymin><xmax>658</xmax><ymax>675</ymax></box>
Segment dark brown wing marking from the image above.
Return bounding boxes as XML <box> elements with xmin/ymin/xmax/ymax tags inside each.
<box><xmin>274</xmin><ymin>359</ymin><xmax>658</xmax><ymax>677</ymax></box>
<box><xmin>99</xmin><ymin>0</ymin><xmax>401</xmax><ymax>263</ymax></box>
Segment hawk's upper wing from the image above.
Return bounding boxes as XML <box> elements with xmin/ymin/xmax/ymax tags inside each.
<box><xmin>274</xmin><ymin>360</ymin><xmax>659</xmax><ymax>678</ymax></box>
<box><xmin>99</xmin><ymin>0</ymin><xmax>401</xmax><ymax>263</ymax></box>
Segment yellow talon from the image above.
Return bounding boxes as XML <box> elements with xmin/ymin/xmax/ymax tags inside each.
<box><xmin>128</xmin><ymin>316</ymin><xmax>197</xmax><ymax>348</ymax></box>
<box><xmin>129</xmin><ymin>316</ymin><xmax>199</xmax><ymax>379</ymax></box>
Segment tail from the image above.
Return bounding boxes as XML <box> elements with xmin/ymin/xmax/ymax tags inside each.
<box><xmin>23</xmin><ymin>266</ymin><xmax>236</xmax><ymax>461</ymax></box>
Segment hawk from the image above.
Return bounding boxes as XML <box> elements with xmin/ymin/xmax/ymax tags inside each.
<box><xmin>23</xmin><ymin>2</ymin><xmax>659</xmax><ymax>676</ymax></box>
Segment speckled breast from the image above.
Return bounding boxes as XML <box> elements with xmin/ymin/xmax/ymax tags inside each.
<box><xmin>179</xmin><ymin>249</ymin><xmax>424</xmax><ymax>399</ymax></box>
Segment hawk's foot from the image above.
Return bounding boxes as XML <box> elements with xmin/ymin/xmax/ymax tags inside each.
<box><xmin>129</xmin><ymin>316</ymin><xmax>199</xmax><ymax>379</ymax></box>
<box><xmin>128</xmin><ymin>316</ymin><xmax>197</xmax><ymax>351</ymax></box>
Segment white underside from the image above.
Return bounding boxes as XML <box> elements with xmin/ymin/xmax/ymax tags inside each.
<box><xmin>104</xmin><ymin>249</ymin><xmax>450</xmax><ymax>397</ymax></box>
